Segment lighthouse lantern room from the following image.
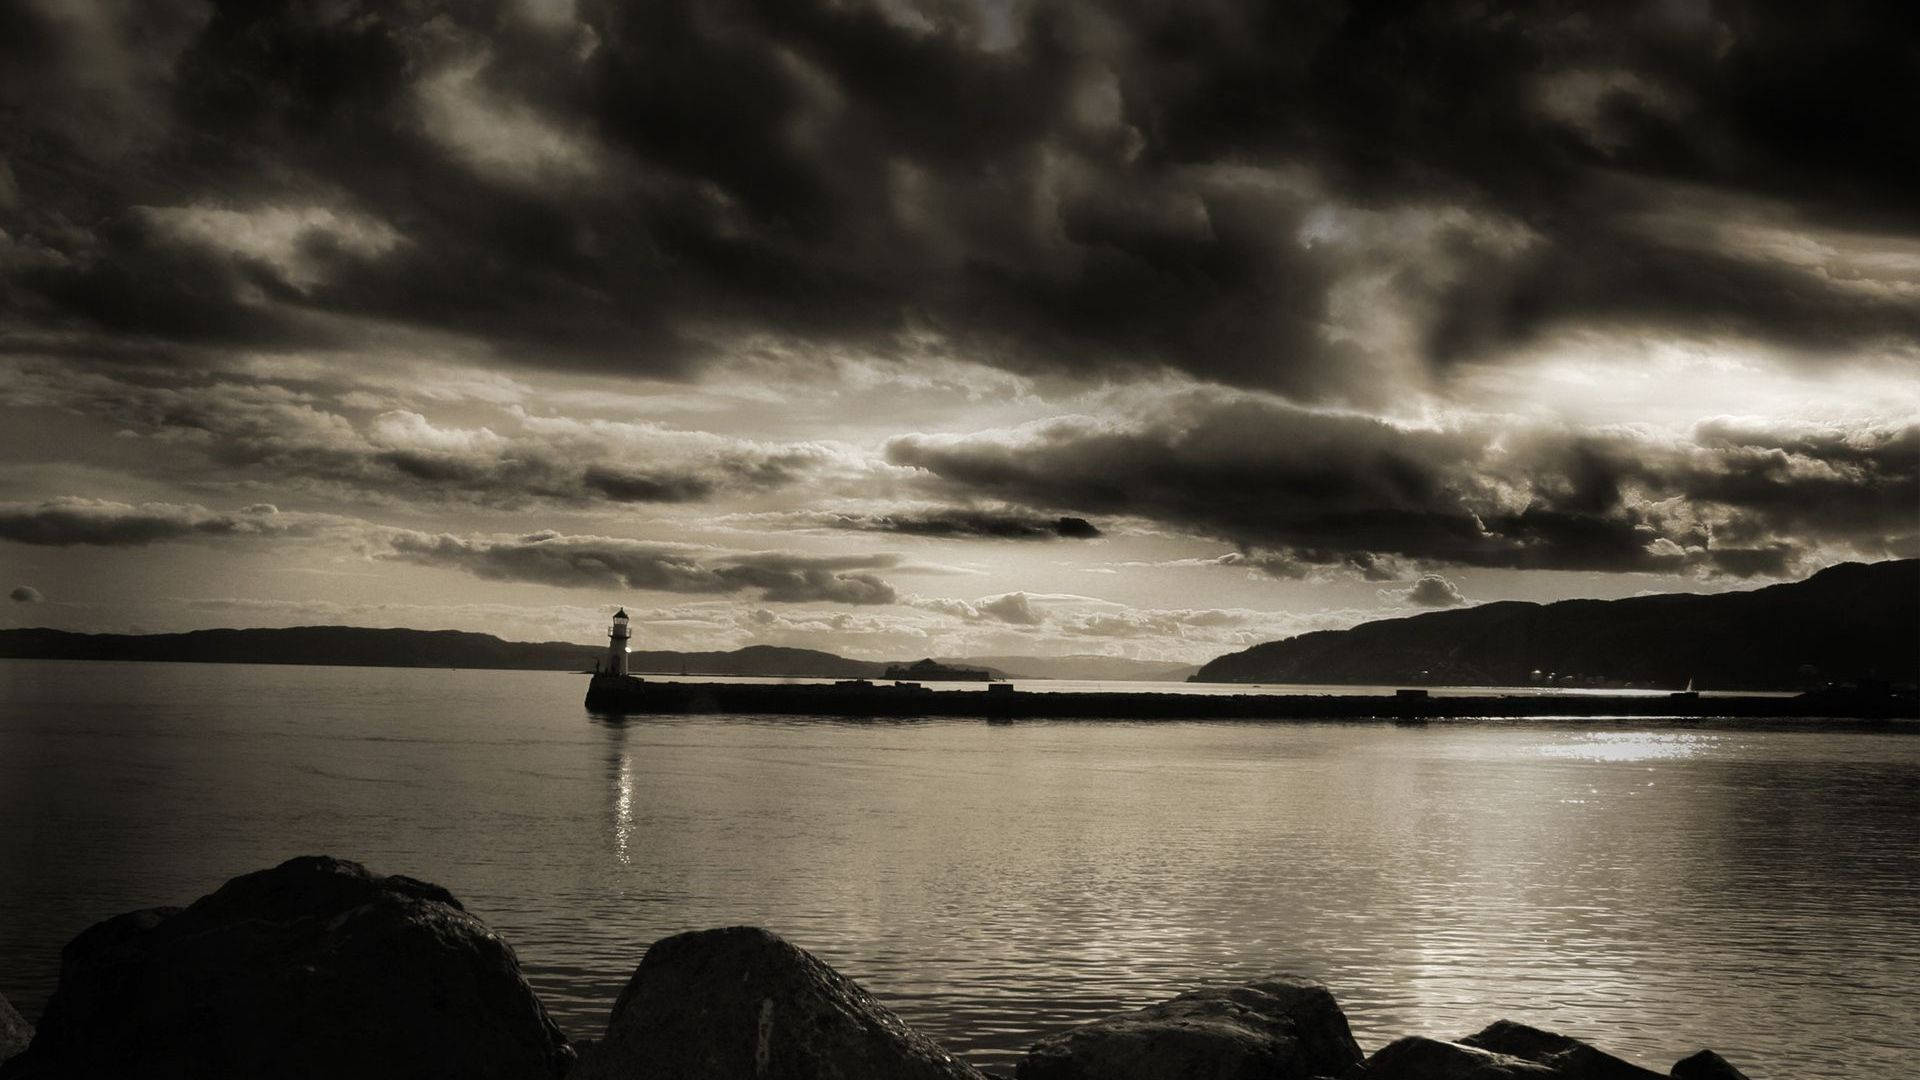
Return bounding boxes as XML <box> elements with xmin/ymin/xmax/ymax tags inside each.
<box><xmin>607</xmin><ymin>608</ymin><xmax>631</xmax><ymax>676</ymax></box>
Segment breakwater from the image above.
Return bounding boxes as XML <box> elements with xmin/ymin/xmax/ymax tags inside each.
<box><xmin>585</xmin><ymin>673</ymin><xmax>1915</xmax><ymax>720</ymax></box>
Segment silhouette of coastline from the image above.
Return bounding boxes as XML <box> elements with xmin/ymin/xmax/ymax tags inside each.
<box><xmin>1195</xmin><ymin>560</ymin><xmax>1919</xmax><ymax>692</ymax></box>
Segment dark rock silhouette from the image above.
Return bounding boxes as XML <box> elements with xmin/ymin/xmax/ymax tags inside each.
<box><xmin>1194</xmin><ymin>558</ymin><xmax>1920</xmax><ymax>690</ymax></box>
<box><xmin>1362</xmin><ymin>1036</ymin><xmax>1560</xmax><ymax>1077</ymax></box>
<box><xmin>1669</xmin><ymin>1049</ymin><xmax>1751</xmax><ymax>1079</ymax></box>
<box><xmin>0</xmin><ymin>856</ymin><xmax>571</xmax><ymax>1080</ymax></box>
<box><xmin>1362</xmin><ymin>1023</ymin><xmax>1731</xmax><ymax>1080</ymax></box>
<box><xmin>1460</xmin><ymin>1021</ymin><xmax>1664</xmax><ymax>1080</ymax></box>
<box><xmin>573</xmin><ymin>925</ymin><xmax>985</xmax><ymax>1080</ymax></box>
<box><xmin>1015</xmin><ymin>976</ymin><xmax>1364</xmax><ymax>1080</ymax></box>
<box><xmin>0</xmin><ymin>860</ymin><xmax>1765</xmax><ymax>1080</ymax></box>
<box><xmin>0</xmin><ymin>995</ymin><xmax>30</xmax><ymax>1067</ymax></box>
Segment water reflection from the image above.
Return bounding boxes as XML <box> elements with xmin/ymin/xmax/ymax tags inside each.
<box><xmin>1532</xmin><ymin>731</ymin><xmax>1719</xmax><ymax>761</ymax></box>
<box><xmin>541</xmin><ymin>716</ymin><xmax>1920</xmax><ymax>1077</ymax></box>
<box><xmin>2</xmin><ymin>665</ymin><xmax>1917</xmax><ymax>1080</ymax></box>
<box><xmin>601</xmin><ymin>720</ymin><xmax>636</xmax><ymax>867</ymax></box>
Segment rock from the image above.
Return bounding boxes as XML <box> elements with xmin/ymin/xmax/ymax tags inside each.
<box><xmin>0</xmin><ymin>994</ymin><xmax>31</xmax><ymax>1066</ymax></box>
<box><xmin>1460</xmin><ymin>1021</ymin><xmax>1664</xmax><ymax>1080</ymax></box>
<box><xmin>574</xmin><ymin>925</ymin><xmax>985</xmax><ymax>1080</ymax></box>
<box><xmin>1015</xmin><ymin>975</ymin><xmax>1364</xmax><ymax>1080</ymax></box>
<box><xmin>1362</xmin><ymin>1036</ymin><xmax>1561</xmax><ymax>1078</ymax></box>
<box><xmin>0</xmin><ymin>855</ymin><xmax>571</xmax><ymax>1080</ymax></box>
<box><xmin>1363</xmin><ymin>1022</ymin><xmax>1673</xmax><ymax>1080</ymax></box>
<box><xmin>1670</xmin><ymin>1050</ymin><xmax>1751</xmax><ymax>1079</ymax></box>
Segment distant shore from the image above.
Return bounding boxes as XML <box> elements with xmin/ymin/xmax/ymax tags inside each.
<box><xmin>0</xmin><ymin>628</ymin><xmax>1191</xmax><ymax>681</ymax></box>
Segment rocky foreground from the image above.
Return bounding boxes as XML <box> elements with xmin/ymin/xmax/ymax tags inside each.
<box><xmin>0</xmin><ymin>857</ymin><xmax>1755</xmax><ymax>1080</ymax></box>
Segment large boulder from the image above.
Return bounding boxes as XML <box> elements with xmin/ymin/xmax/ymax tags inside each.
<box><xmin>1363</xmin><ymin>1021</ymin><xmax>1674</xmax><ymax>1080</ymax></box>
<box><xmin>0</xmin><ymin>994</ymin><xmax>31</xmax><ymax>1066</ymax></box>
<box><xmin>1460</xmin><ymin>1021</ymin><xmax>1664</xmax><ymax>1080</ymax></box>
<box><xmin>1459</xmin><ymin>1014</ymin><xmax>1658</xmax><ymax>1076</ymax></box>
<box><xmin>1669</xmin><ymin>1050</ymin><xmax>1751</xmax><ymax>1079</ymax></box>
<box><xmin>574</xmin><ymin>925</ymin><xmax>986</xmax><ymax>1080</ymax></box>
<box><xmin>0</xmin><ymin>855</ymin><xmax>571</xmax><ymax>1080</ymax></box>
<box><xmin>1362</xmin><ymin>1036</ymin><xmax>1561</xmax><ymax>1078</ymax></box>
<box><xmin>1015</xmin><ymin>976</ymin><xmax>1364</xmax><ymax>1080</ymax></box>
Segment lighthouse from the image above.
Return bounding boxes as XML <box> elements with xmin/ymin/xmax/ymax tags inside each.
<box><xmin>606</xmin><ymin>608</ymin><xmax>631</xmax><ymax>676</ymax></box>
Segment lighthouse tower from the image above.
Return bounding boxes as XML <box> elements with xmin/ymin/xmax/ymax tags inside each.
<box><xmin>607</xmin><ymin>609</ymin><xmax>631</xmax><ymax>676</ymax></box>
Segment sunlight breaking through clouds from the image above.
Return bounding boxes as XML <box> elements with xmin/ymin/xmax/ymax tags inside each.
<box><xmin>0</xmin><ymin>0</ymin><xmax>1913</xmax><ymax>660</ymax></box>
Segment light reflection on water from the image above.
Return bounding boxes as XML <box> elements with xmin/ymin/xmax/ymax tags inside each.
<box><xmin>1</xmin><ymin>661</ymin><xmax>1916</xmax><ymax>1079</ymax></box>
<box><xmin>1532</xmin><ymin>732</ymin><xmax>1719</xmax><ymax>761</ymax></box>
<box><xmin>612</xmin><ymin>749</ymin><xmax>634</xmax><ymax>866</ymax></box>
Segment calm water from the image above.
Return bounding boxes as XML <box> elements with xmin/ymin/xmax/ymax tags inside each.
<box><xmin>1</xmin><ymin>660</ymin><xmax>1915</xmax><ymax>1078</ymax></box>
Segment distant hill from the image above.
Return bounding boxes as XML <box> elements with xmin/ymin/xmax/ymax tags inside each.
<box><xmin>0</xmin><ymin>627</ymin><xmax>895</xmax><ymax>677</ymax></box>
<box><xmin>1191</xmin><ymin>560</ymin><xmax>1920</xmax><ymax>691</ymax></box>
<box><xmin>958</xmin><ymin>654</ymin><xmax>1202</xmax><ymax>681</ymax></box>
<box><xmin>627</xmin><ymin>644</ymin><xmax>885</xmax><ymax>678</ymax></box>
<box><xmin>0</xmin><ymin>627</ymin><xmax>1065</xmax><ymax>680</ymax></box>
<box><xmin>0</xmin><ymin>626</ymin><xmax>1226</xmax><ymax>681</ymax></box>
<box><xmin>0</xmin><ymin>626</ymin><xmax>604</xmax><ymax>670</ymax></box>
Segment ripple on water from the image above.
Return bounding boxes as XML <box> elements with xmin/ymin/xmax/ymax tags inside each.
<box><xmin>1</xmin><ymin>665</ymin><xmax>1916</xmax><ymax>1078</ymax></box>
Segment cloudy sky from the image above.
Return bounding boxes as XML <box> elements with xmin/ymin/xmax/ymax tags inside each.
<box><xmin>1</xmin><ymin>0</ymin><xmax>1914</xmax><ymax>662</ymax></box>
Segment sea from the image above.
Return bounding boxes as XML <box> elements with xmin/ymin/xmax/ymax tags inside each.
<box><xmin>1</xmin><ymin>659</ymin><xmax>1915</xmax><ymax>1078</ymax></box>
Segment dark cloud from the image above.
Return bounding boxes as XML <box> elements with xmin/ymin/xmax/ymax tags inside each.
<box><xmin>889</xmin><ymin>392</ymin><xmax>1492</xmax><ymax>561</ymax></box>
<box><xmin>0</xmin><ymin>494</ymin><xmax>905</xmax><ymax>605</ymax></box>
<box><xmin>1</xmin><ymin>1</ymin><xmax>1907</xmax><ymax>624</ymax></box>
<box><xmin>1213</xmin><ymin>548</ymin><xmax>1406</xmax><ymax>582</ymax></box>
<box><xmin>0</xmin><ymin>498</ymin><xmax>334</xmax><ymax>547</ymax></box>
<box><xmin>578</xmin><ymin>466</ymin><xmax>718</xmax><ymax>503</ymax></box>
<box><xmin>824</xmin><ymin>509</ymin><xmax>1102</xmax><ymax>541</ymax></box>
<box><xmin>1214</xmin><ymin>550</ymin><xmax>1309</xmax><ymax>580</ymax></box>
<box><xmin>9</xmin><ymin>585</ymin><xmax>42</xmax><ymax>603</ymax></box>
<box><xmin>886</xmin><ymin>391</ymin><xmax>1919</xmax><ymax>578</ymax></box>
<box><xmin>0</xmin><ymin>359</ymin><xmax>832</xmax><ymax>507</ymax></box>
<box><xmin>1052</xmin><ymin>516</ymin><xmax>1102</xmax><ymax>539</ymax></box>
<box><xmin>5</xmin><ymin>2</ymin><xmax>1916</xmax><ymax>399</ymax></box>
<box><xmin>382</xmin><ymin>530</ymin><xmax>899</xmax><ymax>604</ymax></box>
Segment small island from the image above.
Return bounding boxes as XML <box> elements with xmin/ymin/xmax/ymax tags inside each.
<box><xmin>883</xmin><ymin>658</ymin><xmax>997</xmax><ymax>682</ymax></box>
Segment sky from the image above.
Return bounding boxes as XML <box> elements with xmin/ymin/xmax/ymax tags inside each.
<box><xmin>0</xmin><ymin>0</ymin><xmax>1915</xmax><ymax>662</ymax></box>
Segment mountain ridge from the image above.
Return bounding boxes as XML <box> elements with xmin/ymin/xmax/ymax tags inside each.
<box><xmin>1191</xmin><ymin>559</ymin><xmax>1920</xmax><ymax>690</ymax></box>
